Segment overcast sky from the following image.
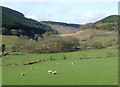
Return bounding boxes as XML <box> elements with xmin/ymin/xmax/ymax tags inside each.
<box><xmin>1</xmin><ymin>1</ymin><xmax>118</xmax><ymax>24</ymax></box>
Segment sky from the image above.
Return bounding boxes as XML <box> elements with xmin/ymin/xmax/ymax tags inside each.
<box><xmin>1</xmin><ymin>1</ymin><xmax>118</xmax><ymax>24</ymax></box>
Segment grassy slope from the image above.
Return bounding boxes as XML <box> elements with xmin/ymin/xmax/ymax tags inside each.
<box><xmin>2</xmin><ymin>35</ymin><xmax>28</xmax><ymax>49</ymax></box>
<box><xmin>79</xmin><ymin>36</ymin><xmax>117</xmax><ymax>44</ymax></box>
<box><xmin>2</xmin><ymin>35</ymin><xmax>18</xmax><ymax>48</ymax></box>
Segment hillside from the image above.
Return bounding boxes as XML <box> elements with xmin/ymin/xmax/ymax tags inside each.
<box><xmin>95</xmin><ymin>15</ymin><xmax>118</xmax><ymax>31</ymax></box>
<box><xmin>42</xmin><ymin>21</ymin><xmax>95</xmax><ymax>34</ymax></box>
<box><xmin>95</xmin><ymin>15</ymin><xmax>118</xmax><ymax>23</ymax></box>
<box><xmin>2</xmin><ymin>6</ymin><xmax>55</xmax><ymax>38</ymax></box>
<box><xmin>60</xmin><ymin>29</ymin><xmax>95</xmax><ymax>41</ymax></box>
<box><xmin>42</xmin><ymin>21</ymin><xmax>82</xmax><ymax>34</ymax></box>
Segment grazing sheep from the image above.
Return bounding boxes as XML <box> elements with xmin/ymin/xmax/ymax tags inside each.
<box><xmin>49</xmin><ymin>65</ymin><xmax>52</xmax><ymax>67</ymax></box>
<box><xmin>52</xmin><ymin>71</ymin><xmax>57</xmax><ymax>75</ymax></box>
<box><xmin>31</xmin><ymin>67</ymin><xmax>33</xmax><ymax>70</ymax></box>
<box><xmin>72</xmin><ymin>62</ymin><xmax>74</xmax><ymax>65</ymax></box>
<box><xmin>21</xmin><ymin>73</ymin><xmax>26</xmax><ymax>76</ymax></box>
<box><xmin>48</xmin><ymin>70</ymin><xmax>52</xmax><ymax>73</ymax></box>
<box><xmin>36</xmin><ymin>67</ymin><xmax>37</xmax><ymax>69</ymax></box>
<box><xmin>46</xmin><ymin>63</ymin><xmax>48</xmax><ymax>66</ymax></box>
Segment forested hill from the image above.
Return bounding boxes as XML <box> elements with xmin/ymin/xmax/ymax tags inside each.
<box><xmin>95</xmin><ymin>15</ymin><xmax>118</xmax><ymax>31</ymax></box>
<box><xmin>95</xmin><ymin>15</ymin><xmax>118</xmax><ymax>23</ymax></box>
<box><xmin>2</xmin><ymin>6</ymin><xmax>55</xmax><ymax>38</ymax></box>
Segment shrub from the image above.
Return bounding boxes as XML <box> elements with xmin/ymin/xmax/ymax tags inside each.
<box><xmin>103</xmin><ymin>37</ymin><xmax>118</xmax><ymax>47</ymax></box>
<box><xmin>89</xmin><ymin>40</ymin><xmax>104</xmax><ymax>49</ymax></box>
<box><xmin>81</xmin><ymin>40</ymin><xmax>104</xmax><ymax>50</ymax></box>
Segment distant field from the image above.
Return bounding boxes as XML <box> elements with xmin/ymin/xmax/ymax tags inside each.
<box><xmin>79</xmin><ymin>36</ymin><xmax>117</xmax><ymax>45</ymax></box>
<box><xmin>2</xmin><ymin>35</ymin><xmax>28</xmax><ymax>49</ymax></box>
<box><xmin>92</xmin><ymin>36</ymin><xmax>117</xmax><ymax>43</ymax></box>
<box><xmin>2</xmin><ymin>35</ymin><xmax>18</xmax><ymax>48</ymax></box>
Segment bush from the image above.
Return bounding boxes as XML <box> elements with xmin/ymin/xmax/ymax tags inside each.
<box><xmin>89</xmin><ymin>41</ymin><xmax>103</xmax><ymax>49</ymax></box>
<box><xmin>103</xmin><ymin>38</ymin><xmax>118</xmax><ymax>47</ymax></box>
<box><xmin>81</xmin><ymin>40</ymin><xmax>104</xmax><ymax>50</ymax></box>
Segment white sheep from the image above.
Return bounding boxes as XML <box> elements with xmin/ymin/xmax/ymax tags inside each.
<box><xmin>49</xmin><ymin>65</ymin><xmax>52</xmax><ymax>67</ymax></box>
<box><xmin>48</xmin><ymin>70</ymin><xmax>52</xmax><ymax>73</ymax></box>
<box><xmin>72</xmin><ymin>62</ymin><xmax>74</xmax><ymax>65</ymax></box>
<box><xmin>52</xmin><ymin>71</ymin><xmax>57</xmax><ymax>75</ymax></box>
<box><xmin>21</xmin><ymin>73</ymin><xmax>26</xmax><ymax>76</ymax></box>
<box><xmin>31</xmin><ymin>67</ymin><xmax>33</xmax><ymax>70</ymax></box>
<box><xmin>36</xmin><ymin>67</ymin><xmax>37</xmax><ymax>69</ymax></box>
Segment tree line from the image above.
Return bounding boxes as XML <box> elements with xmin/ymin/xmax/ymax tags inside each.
<box><xmin>11</xmin><ymin>35</ymin><xmax>80</xmax><ymax>53</ymax></box>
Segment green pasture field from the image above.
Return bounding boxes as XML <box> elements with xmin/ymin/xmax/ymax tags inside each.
<box><xmin>2</xmin><ymin>57</ymin><xmax>118</xmax><ymax>85</ymax></box>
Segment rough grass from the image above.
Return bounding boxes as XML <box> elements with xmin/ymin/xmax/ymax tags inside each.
<box><xmin>92</xmin><ymin>36</ymin><xmax>117</xmax><ymax>44</ymax></box>
<box><xmin>2</xmin><ymin>57</ymin><xmax>118</xmax><ymax>85</ymax></box>
<box><xmin>79</xmin><ymin>36</ymin><xmax>117</xmax><ymax>45</ymax></box>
